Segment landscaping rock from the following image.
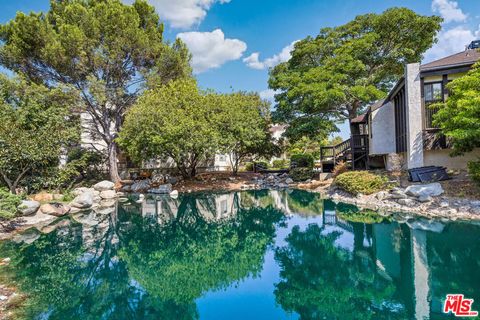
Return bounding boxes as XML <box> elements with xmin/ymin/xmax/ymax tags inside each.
<box><xmin>100</xmin><ymin>190</ymin><xmax>117</xmax><ymax>199</ymax></box>
<box><xmin>99</xmin><ymin>199</ymin><xmax>116</xmax><ymax>208</ymax></box>
<box><xmin>167</xmin><ymin>176</ymin><xmax>178</xmax><ymax>185</ymax></box>
<box><xmin>18</xmin><ymin>200</ymin><xmax>40</xmax><ymax>216</ymax></box>
<box><xmin>285</xmin><ymin>178</ymin><xmax>294</xmax><ymax>184</ymax></box>
<box><xmin>170</xmin><ymin>190</ymin><xmax>179</xmax><ymax>198</ymax></box>
<box><xmin>417</xmin><ymin>195</ymin><xmax>433</xmax><ymax>203</ymax></box>
<box><xmin>30</xmin><ymin>192</ymin><xmax>62</xmax><ymax>202</ymax></box>
<box><xmin>93</xmin><ymin>181</ymin><xmax>115</xmax><ymax>191</ymax></box>
<box><xmin>405</xmin><ymin>183</ymin><xmax>444</xmax><ymax>198</ymax></box>
<box><xmin>148</xmin><ymin>184</ymin><xmax>172</xmax><ymax>194</ymax></box>
<box><xmin>120</xmin><ymin>185</ymin><xmax>132</xmax><ymax>192</ymax></box>
<box><xmin>389</xmin><ymin>190</ymin><xmax>408</xmax><ymax>199</ymax></box>
<box><xmin>375</xmin><ymin>191</ymin><xmax>389</xmax><ymax>201</ymax></box>
<box><xmin>73</xmin><ymin>187</ymin><xmax>94</xmax><ymax>196</ymax></box>
<box><xmin>39</xmin><ymin>203</ymin><xmax>70</xmax><ymax>217</ymax></box>
<box><xmin>70</xmin><ymin>191</ymin><xmax>93</xmax><ymax>209</ymax></box>
<box><xmin>397</xmin><ymin>198</ymin><xmax>416</xmax><ymax>207</ymax></box>
<box><xmin>131</xmin><ymin>179</ymin><xmax>151</xmax><ymax>193</ymax></box>
<box><xmin>151</xmin><ymin>173</ymin><xmax>165</xmax><ymax>185</ymax></box>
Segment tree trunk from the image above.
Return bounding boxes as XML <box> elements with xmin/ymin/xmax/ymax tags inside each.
<box><xmin>108</xmin><ymin>141</ymin><xmax>122</xmax><ymax>183</ymax></box>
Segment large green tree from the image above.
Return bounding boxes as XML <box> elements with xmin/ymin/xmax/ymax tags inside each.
<box><xmin>216</xmin><ymin>92</ymin><xmax>278</xmax><ymax>174</ymax></box>
<box><xmin>118</xmin><ymin>78</ymin><xmax>219</xmax><ymax>179</ymax></box>
<box><xmin>269</xmin><ymin>8</ymin><xmax>442</xmax><ymax>140</ymax></box>
<box><xmin>0</xmin><ymin>76</ymin><xmax>77</xmax><ymax>193</ymax></box>
<box><xmin>0</xmin><ymin>0</ymin><xmax>191</xmax><ymax>182</ymax></box>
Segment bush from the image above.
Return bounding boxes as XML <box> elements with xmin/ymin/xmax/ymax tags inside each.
<box><xmin>244</xmin><ymin>162</ymin><xmax>254</xmax><ymax>172</ymax></box>
<box><xmin>254</xmin><ymin>161</ymin><xmax>270</xmax><ymax>171</ymax></box>
<box><xmin>290</xmin><ymin>154</ymin><xmax>314</xmax><ymax>168</ymax></box>
<box><xmin>0</xmin><ymin>188</ymin><xmax>22</xmax><ymax>220</ymax></box>
<box><xmin>290</xmin><ymin>167</ymin><xmax>314</xmax><ymax>182</ymax></box>
<box><xmin>332</xmin><ymin>161</ymin><xmax>348</xmax><ymax>178</ymax></box>
<box><xmin>272</xmin><ymin>159</ymin><xmax>289</xmax><ymax>169</ymax></box>
<box><xmin>468</xmin><ymin>160</ymin><xmax>480</xmax><ymax>186</ymax></box>
<box><xmin>334</xmin><ymin>171</ymin><xmax>388</xmax><ymax>195</ymax></box>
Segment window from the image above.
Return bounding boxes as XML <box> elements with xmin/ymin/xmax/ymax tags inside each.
<box><xmin>424</xmin><ymin>82</ymin><xmax>443</xmax><ymax>103</ymax></box>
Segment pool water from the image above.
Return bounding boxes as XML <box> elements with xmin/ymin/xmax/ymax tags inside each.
<box><xmin>1</xmin><ymin>189</ymin><xmax>479</xmax><ymax>319</ymax></box>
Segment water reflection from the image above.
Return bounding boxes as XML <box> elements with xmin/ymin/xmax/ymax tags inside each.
<box><xmin>0</xmin><ymin>190</ymin><xmax>479</xmax><ymax>320</ymax></box>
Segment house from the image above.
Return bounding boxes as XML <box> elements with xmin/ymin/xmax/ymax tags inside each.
<box><xmin>320</xmin><ymin>42</ymin><xmax>480</xmax><ymax>171</ymax></box>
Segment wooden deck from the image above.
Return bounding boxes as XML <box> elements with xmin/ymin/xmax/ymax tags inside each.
<box><xmin>319</xmin><ymin>134</ymin><xmax>369</xmax><ymax>171</ymax></box>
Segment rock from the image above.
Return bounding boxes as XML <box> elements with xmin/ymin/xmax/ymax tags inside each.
<box><xmin>375</xmin><ymin>191</ymin><xmax>389</xmax><ymax>201</ymax></box>
<box><xmin>93</xmin><ymin>181</ymin><xmax>115</xmax><ymax>191</ymax></box>
<box><xmin>447</xmin><ymin>208</ymin><xmax>458</xmax><ymax>215</ymax></box>
<box><xmin>120</xmin><ymin>185</ymin><xmax>132</xmax><ymax>192</ymax></box>
<box><xmin>470</xmin><ymin>200</ymin><xmax>480</xmax><ymax>207</ymax></box>
<box><xmin>151</xmin><ymin>173</ymin><xmax>165</xmax><ymax>185</ymax></box>
<box><xmin>285</xmin><ymin>178</ymin><xmax>294</xmax><ymax>184</ymax></box>
<box><xmin>70</xmin><ymin>191</ymin><xmax>93</xmax><ymax>209</ymax></box>
<box><xmin>417</xmin><ymin>195</ymin><xmax>433</xmax><ymax>203</ymax></box>
<box><xmin>73</xmin><ymin>187</ymin><xmax>94</xmax><ymax>196</ymax></box>
<box><xmin>267</xmin><ymin>175</ymin><xmax>275</xmax><ymax>182</ymax></box>
<box><xmin>99</xmin><ymin>199</ymin><xmax>116</xmax><ymax>208</ymax></box>
<box><xmin>439</xmin><ymin>200</ymin><xmax>449</xmax><ymax>208</ymax></box>
<box><xmin>407</xmin><ymin>219</ymin><xmax>445</xmax><ymax>233</ymax></box>
<box><xmin>30</xmin><ymin>192</ymin><xmax>63</xmax><ymax>202</ymax></box>
<box><xmin>18</xmin><ymin>200</ymin><xmax>40</xmax><ymax>216</ymax></box>
<box><xmin>100</xmin><ymin>190</ymin><xmax>117</xmax><ymax>199</ymax></box>
<box><xmin>12</xmin><ymin>228</ymin><xmax>41</xmax><ymax>244</ymax></box>
<box><xmin>170</xmin><ymin>190</ymin><xmax>179</xmax><ymax>198</ymax></box>
<box><xmin>131</xmin><ymin>179</ymin><xmax>151</xmax><ymax>193</ymax></box>
<box><xmin>405</xmin><ymin>183</ymin><xmax>444</xmax><ymax>198</ymax></box>
<box><xmin>148</xmin><ymin>184</ymin><xmax>172</xmax><ymax>194</ymax></box>
<box><xmin>278</xmin><ymin>183</ymin><xmax>289</xmax><ymax>189</ymax></box>
<box><xmin>168</xmin><ymin>177</ymin><xmax>178</xmax><ymax>185</ymax></box>
<box><xmin>389</xmin><ymin>190</ymin><xmax>408</xmax><ymax>199</ymax></box>
<box><xmin>39</xmin><ymin>203</ymin><xmax>70</xmax><ymax>217</ymax></box>
<box><xmin>397</xmin><ymin>198</ymin><xmax>416</xmax><ymax>206</ymax></box>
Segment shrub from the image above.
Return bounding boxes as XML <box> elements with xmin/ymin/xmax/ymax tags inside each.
<box><xmin>0</xmin><ymin>188</ymin><xmax>22</xmax><ymax>220</ymax></box>
<box><xmin>290</xmin><ymin>167</ymin><xmax>314</xmax><ymax>182</ymax></box>
<box><xmin>468</xmin><ymin>160</ymin><xmax>480</xmax><ymax>186</ymax></box>
<box><xmin>332</xmin><ymin>161</ymin><xmax>348</xmax><ymax>178</ymax></box>
<box><xmin>291</xmin><ymin>154</ymin><xmax>314</xmax><ymax>168</ymax></box>
<box><xmin>334</xmin><ymin>171</ymin><xmax>388</xmax><ymax>195</ymax></box>
<box><xmin>272</xmin><ymin>159</ymin><xmax>289</xmax><ymax>169</ymax></box>
<box><xmin>244</xmin><ymin>162</ymin><xmax>254</xmax><ymax>172</ymax></box>
<box><xmin>254</xmin><ymin>161</ymin><xmax>270</xmax><ymax>171</ymax></box>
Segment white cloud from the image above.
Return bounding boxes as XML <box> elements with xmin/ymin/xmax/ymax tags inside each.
<box><xmin>144</xmin><ymin>0</ymin><xmax>230</xmax><ymax>29</ymax></box>
<box><xmin>259</xmin><ymin>89</ymin><xmax>277</xmax><ymax>101</ymax></box>
<box><xmin>177</xmin><ymin>29</ymin><xmax>247</xmax><ymax>73</ymax></box>
<box><xmin>425</xmin><ymin>26</ymin><xmax>476</xmax><ymax>61</ymax></box>
<box><xmin>244</xmin><ymin>41</ymin><xmax>298</xmax><ymax>70</ymax></box>
<box><xmin>432</xmin><ymin>0</ymin><xmax>467</xmax><ymax>23</ymax></box>
<box><xmin>475</xmin><ymin>24</ymin><xmax>480</xmax><ymax>38</ymax></box>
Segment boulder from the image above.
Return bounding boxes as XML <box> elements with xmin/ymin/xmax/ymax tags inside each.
<box><xmin>405</xmin><ymin>183</ymin><xmax>444</xmax><ymax>198</ymax></box>
<box><xmin>73</xmin><ymin>187</ymin><xmax>94</xmax><ymax>196</ymax></box>
<box><xmin>285</xmin><ymin>178</ymin><xmax>294</xmax><ymax>184</ymax></box>
<box><xmin>170</xmin><ymin>190</ymin><xmax>179</xmax><ymax>198</ymax></box>
<box><xmin>100</xmin><ymin>190</ymin><xmax>117</xmax><ymax>199</ymax></box>
<box><xmin>148</xmin><ymin>184</ymin><xmax>172</xmax><ymax>194</ymax></box>
<box><xmin>30</xmin><ymin>192</ymin><xmax>63</xmax><ymax>202</ymax></box>
<box><xmin>120</xmin><ymin>184</ymin><xmax>132</xmax><ymax>192</ymax></box>
<box><xmin>39</xmin><ymin>203</ymin><xmax>71</xmax><ymax>217</ymax></box>
<box><xmin>417</xmin><ymin>195</ymin><xmax>432</xmax><ymax>203</ymax></box>
<box><xmin>397</xmin><ymin>198</ymin><xmax>416</xmax><ymax>207</ymax></box>
<box><xmin>389</xmin><ymin>190</ymin><xmax>408</xmax><ymax>199</ymax></box>
<box><xmin>375</xmin><ymin>191</ymin><xmax>389</xmax><ymax>201</ymax></box>
<box><xmin>93</xmin><ymin>181</ymin><xmax>115</xmax><ymax>191</ymax></box>
<box><xmin>131</xmin><ymin>179</ymin><xmax>151</xmax><ymax>193</ymax></box>
<box><xmin>18</xmin><ymin>200</ymin><xmax>40</xmax><ymax>216</ymax></box>
<box><xmin>98</xmin><ymin>199</ymin><xmax>116</xmax><ymax>209</ymax></box>
<box><xmin>70</xmin><ymin>191</ymin><xmax>93</xmax><ymax>209</ymax></box>
<box><xmin>151</xmin><ymin>173</ymin><xmax>165</xmax><ymax>185</ymax></box>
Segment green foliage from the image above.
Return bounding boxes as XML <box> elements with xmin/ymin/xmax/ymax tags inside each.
<box><xmin>119</xmin><ymin>78</ymin><xmax>219</xmax><ymax>178</ymax></box>
<box><xmin>468</xmin><ymin>160</ymin><xmax>480</xmax><ymax>186</ymax></box>
<box><xmin>335</xmin><ymin>171</ymin><xmax>388</xmax><ymax>195</ymax></box>
<box><xmin>272</xmin><ymin>159</ymin><xmax>289</xmax><ymax>169</ymax></box>
<box><xmin>291</xmin><ymin>154</ymin><xmax>314</xmax><ymax>168</ymax></box>
<box><xmin>57</xmin><ymin>148</ymin><xmax>105</xmax><ymax>189</ymax></box>
<box><xmin>269</xmin><ymin>8</ymin><xmax>442</xmax><ymax>140</ymax></box>
<box><xmin>0</xmin><ymin>0</ymin><xmax>191</xmax><ymax>181</ymax></box>
<box><xmin>0</xmin><ymin>187</ymin><xmax>22</xmax><ymax>219</ymax></box>
<box><xmin>433</xmin><ymin>63</ymin><xmax>480</xmax><ymax>155</ymax></box>
<box><xmin>0</xmin><ymin>76</ymin><xmax>78</xmax><ymax>193</ymax></box>
<box><xmin>216</xmin><ymin>92</ymin><xmax>278</xmax><ymax>174</ymax></box>
<box><xmin>244</xmin><ymin>162</ymin><xmax>254</xmax><ymax>171</ymax></box>
<box><xmin>289</xmin><ymin>167</ymin><xmax>314</xmax><ymax>182</ymax></box>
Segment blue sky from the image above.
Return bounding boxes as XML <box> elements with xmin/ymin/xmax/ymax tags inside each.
<box><xmin>1</xmin><ymin>0</ymin><xmax>480</xmax><ymax>138</ymax></box>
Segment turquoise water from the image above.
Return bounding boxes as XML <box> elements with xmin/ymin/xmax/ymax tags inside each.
<box><xmin>1</xmin><ymin>190</ymin><xmax>479</xmax><ymax>319</ymax></box>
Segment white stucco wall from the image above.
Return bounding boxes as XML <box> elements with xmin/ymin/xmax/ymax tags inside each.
<box><xmin>369</xmin><ymin>101</ymin><xmax>396</xmax><ymax>155</ymax></box>
<box><xmin>405</xmin><ymin>63</ymin><xmax>424</xmax><ymax>169</ymax></box>
<box><xmin>424</xmin><ymin>148</ymin><xmax>480</xmax><ymax>169</ymax></box>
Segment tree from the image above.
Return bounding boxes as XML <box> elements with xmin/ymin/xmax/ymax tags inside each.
<box><xmin>118</xmin><ymin>78</ymin><xmax>219</xmax><ymax>179</ymax></box>
<box><xmin>0</xmin><ymin>76</ymin><xmax>77</xmax><ymax>193</ymax></box>
<box><xmin>269</xmin><ymin>8</ymin><xmax>442</xmax><ymax>140</ymax></box>
<box><xmin>216</xmin><ymin>92</ymin><xmax>277</xmax><ymax>174</ymax></box>
<box><xmin>0</xmin><ymin>0</ymin><xmax>191</xmax><ymax>182</ymax></box>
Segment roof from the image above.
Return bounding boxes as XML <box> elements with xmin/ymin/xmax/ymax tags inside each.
<box><xmin>351</xmin><ymin>113</ymin><xmax>367</xmax><ymax>123</ymax></box>
<box><xmin>421</xmin><ymin>49</ymin><xmax>480</xmax><ymax>71</ymax></box>
<box><xmin>369</xmin><ymin>99</ymin><xmax>386</xmax><ymax>112</ymax></box>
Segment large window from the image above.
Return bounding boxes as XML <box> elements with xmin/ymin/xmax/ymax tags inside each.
<box><xmin>424</xmin><ymin>82</ymin><xmax>443</xmax><ymax>129</ymax></box>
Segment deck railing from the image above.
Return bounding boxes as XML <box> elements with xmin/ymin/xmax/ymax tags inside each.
<box><xmin>320</xmin><ymin>134</ymin><xmax>369</xmax><ymax>165</ymax></box>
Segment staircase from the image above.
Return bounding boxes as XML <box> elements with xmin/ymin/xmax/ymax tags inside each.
<box><xmin>319</xmin><ymin>134</ymin><xmax>369</xmax><ymax>172</ymax></box>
